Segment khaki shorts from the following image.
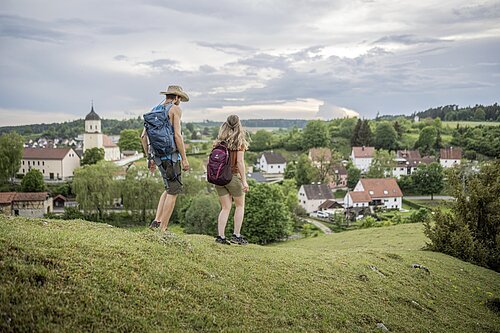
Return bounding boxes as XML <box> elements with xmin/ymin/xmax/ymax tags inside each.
<box><xmin>215</xmin><ymin>174</ymin><xmax>243</xmax><ymax>197</ymax></box>
<box><xmin>157</xmin><ymin>160</ymin><xmax>183</xmax><ymax>195</ymax></box>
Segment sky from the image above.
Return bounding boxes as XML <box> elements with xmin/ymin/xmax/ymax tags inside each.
<box><xmin>0</xmin><ymin>0</ymin><xmax>499</xmax><ymax>126</ymax></box>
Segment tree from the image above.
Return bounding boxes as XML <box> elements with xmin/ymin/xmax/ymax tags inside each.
<box><xmin>121</xmin><ymin>167</ymin><xmax>164</xmax><ymax>223</ymax></box>
<box><xmin>72</xmin><ymin>161</ymin><xmax>119</xmax><ymax>220</ymax></box>
<box><xmin>347</xmin><ymin>163</ymin><xmax>361</xmax><ymax>189</ymax></box>
<box><xmin>424</xmin><ymin>162</ymin><xmax>500</xmax><ymax>271</ymax></box>
<box><xmin>411</xmin><ymin>162</ymin><xmax>444</xmax><ymax>200</ymax></box>
<box><xmin>21</xmin><ymin>169</ymin><xmax>45</xmax><ymax>192</ymax></box>
<box><xmin>81</xmin><ymin>147</ymin><xmax>105</xmax><ymax>166</ymax></box>
<box><xmin>474</xmin><ymin>108</ymin><xmax>486</xmax><ymax>121</ymax></box>
<box><xmin>244</xmin><ymin>183</ymin><xmax>293</xmax><ymax>244</ymax></box>
<box><xmin>350</xmin><ymin>119</ymin><xmax>362</xmax><ymax>146</ymax></box>
<box><xmin>0</xmin><ymin>132</ymin><xmax>24</xmax><ymax>183</ymax></box>
<box><xmin>250</xmin><ymin>130</ymin><xmax>273</xmax><ymax>151</ymax></box>
<box><xmin>374</xmin><ymin>122</ymin><xmax>399</xmax><ymax>151</ymax></box>
<box><xmin>295</xmin><ymin>154</ymin><xmax>318</xmax><ymax>186</ymax></box>
<box><xmin>366</xmin><ymin>150</ymin><xmax>395</xmax><ymax>178</ymax></box>
<box><xmin>302</xmin><ymin>120</ymin><xmax>329</xmax><ymax>149</ymax></box>
<box><xmin>393</xmin><ymin>121</ymin><xmax>404</xmax><ymax>139</ymax></box>
<box><xmin>284</xmin><ymin>161</ymin><xmax>296</xmax><ymax>179</ymax></box>
<box><xmin>434</xmin><ymin>129</ymin><xmax>443</xmax><ymax>151</ymax></box>
<box><xmin>118</xmin><ymin>129</ymin><xmax>143</xmax><ymax>152</ymax></box>
<box><xmin>414</xmin><ymin>126</ymin><xmax>437</xmax><ymax>156</ymax></box>
<box><xmin>184</xmin><ymin>194</ymin><xmax>220</xmax><ymax>235</ymax></box>
<box><xmin>284</xmin><ymin>127</ymin><xmax>303</xmax><ymax>151</ymax></box>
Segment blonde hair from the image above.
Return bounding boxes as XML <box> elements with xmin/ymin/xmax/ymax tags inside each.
<box><xmin>213</xmin><ymin>115</ymin><xmax>249</xmax><ymax>151</ymax></box>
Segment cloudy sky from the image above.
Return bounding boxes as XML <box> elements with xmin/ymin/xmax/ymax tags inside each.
<box><xmin>0</xmin><ymin>0</ymin><xmax>499</xmax><ymax>125</ymax></box>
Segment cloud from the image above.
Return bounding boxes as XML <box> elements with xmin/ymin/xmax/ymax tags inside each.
<box><xmin>0</xmin><ymin>14</ymin><xmax>68</xmax><ymax>43</ymax></box>
<box><xmin>373</xmin><ymin>34</ymin><xmax>448</xmax><ymax>45</ymax></box>
<box><xmin>316</xmin><ymin>104</ymin><xmax>360</xmax><ymax>120</ymax></box>
<box><xmin>0</xmin><ymin>0</ymin><xmax>498</xmax><ymax>126</ymax></box>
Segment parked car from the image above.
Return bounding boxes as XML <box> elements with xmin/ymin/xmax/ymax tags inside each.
<box><xmin>316</xmin><ymin>211</ymin><xmax>330</xmax><ymax>219</ymax></box>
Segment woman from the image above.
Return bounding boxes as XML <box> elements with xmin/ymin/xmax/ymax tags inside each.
<box><xmin>213</xmin><ymin>115</ymin><xmax>250</xmax><ymax>245</ymax></box>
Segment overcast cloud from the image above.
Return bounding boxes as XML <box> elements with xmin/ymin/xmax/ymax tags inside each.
<box><xmin>0</xmin><ymin>0</ymin><xmax>499</xmax><ymax>125</ymax></box>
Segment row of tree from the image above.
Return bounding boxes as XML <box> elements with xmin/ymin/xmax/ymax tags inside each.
<box><xmin>71</xmin><ymin>161</ymin><xmax>299</xmax><ymax>244</ymax></box>
<box><xmin>414</xmin><ymin>103</ymin><xmax>500</xmax><ymax>122</ymax></box>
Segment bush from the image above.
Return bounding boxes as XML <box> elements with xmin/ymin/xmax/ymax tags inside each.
<box><xmin>408</xmin><ymin>208</ymin><xmax>431</xmax><ymax>223</ymax></box>
<box><xmin>62</xmin><ymin>206</ymin><xmax>85</xmax><ymax>220</ymax></box>
<box><xmin>359</xmin><ymin>216</ymin><xmax>377</xmax><ymax>228</ymax></box>
<box><xmin>184</xmin><ymin>194</ymin><xmax>220</xmax><ymax>235</ymax></box>
<box><xmin>424</xmin><ymin>163</ymin><xmax>500</xmax><ymax>272</ymax></box>
<box><xmin>244</xmin><ymin>183</ymin><xmax>293</xmax><ymax>244</ymax></box>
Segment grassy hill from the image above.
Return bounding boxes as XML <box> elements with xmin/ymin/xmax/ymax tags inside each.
<box><xmin>1</xmin><ymin>216</ymin><xmax>499</xmax><ymax>332</ymax></box>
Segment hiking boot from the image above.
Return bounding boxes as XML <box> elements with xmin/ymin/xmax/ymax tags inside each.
<box><xmin>215</xmin><ymin>236</ymin><xmax>231</xmax><ymax>245</ymax></box>
<box><xmin>149</xmin><ymin>220</ymin><xmax>161</xmax><ymax>229</ymax></box>
<box><xmin>230</xmin><ymin>234</ymin><xmax>248</xmax><ymax>245</ymax></box>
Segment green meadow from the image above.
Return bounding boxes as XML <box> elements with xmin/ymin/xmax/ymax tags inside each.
<box><xmin>1</xmin><ymin>216</ymin><xmax>499</xmax><ymax>332</ymax></box>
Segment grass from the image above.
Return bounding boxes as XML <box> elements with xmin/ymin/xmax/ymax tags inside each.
<box><xmin>1</xmin><ymin>216</ymin><xmax>499</xmax><ymax>332</ymax></box>
<box><xmin>443</xmin><ymin>121</ymin><xmax>500</xmax><ymax>128</ymax></box>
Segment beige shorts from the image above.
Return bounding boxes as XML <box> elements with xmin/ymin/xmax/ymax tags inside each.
<box><xmin>215</xmin><ymin>174</ymin><xmax>243</xmax><ymax>197</ymax></box>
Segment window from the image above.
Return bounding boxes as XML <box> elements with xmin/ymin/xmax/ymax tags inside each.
<box><xmin>369</xmin><ymin>190</ymin><xmax>374</xmax><ymax>195</ymax></box>
<box><xmin>383</xmin><ymin>190</ymin><xmax>388</xmax><ymax>195</ymax></box>
<box><xmin>43</xmin><ymin>169</ymin><xmax>45</xmax><ymax>174</ymax></box>
<box><xmin>22</xmin><ymin>169</ymin><xmax>25</xmax><ymax>173</ymax></box>
<box><xmin>28</xmin><ymin>161</ymin><xmax>30</xmax><ymax>166</ymax></box>
<box><xmin>42</xmin><ymin>161</ymin><xmax>44</xmax><ymax>166</ymax></box>
<box><xmin>394</xmin><ymin>198</ymin><xmax>397</xmax><ymax>202</ymax></box>
<box><xmin>271</xmin><ymin>165</ymin><xmax>273</xmax><ymax>169</ymax></box>
<box><xmin>38</xmin><ymin>161</ymin><xmax>40</xmax><ymax>166</ymax></box>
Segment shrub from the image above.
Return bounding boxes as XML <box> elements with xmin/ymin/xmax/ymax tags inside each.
<box><xmin>359</xmin><ymin>216</ymin><xmax>377</xmax><ymax>228</ymax></box>
<box><xmin>424</xmin><ymin>163</ymin><xmax>500</xmax><ymax>272</ymax></box>
<box><xmin>408</xmin><ymin>208</ymin><xmax>431</xmax><ymax>223</ymax></box>
<box><xmin>184</xmin><ymin>194</ymin><xmax>220</xmax><ymax>235</ymax></box>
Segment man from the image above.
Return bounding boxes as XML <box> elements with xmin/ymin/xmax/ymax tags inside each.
<box><xmin>141</xmin><ymin>85</ymin><xmax>190</xmax><ymax>232</ymax></box>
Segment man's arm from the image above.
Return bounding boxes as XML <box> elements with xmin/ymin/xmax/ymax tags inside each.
<box><xmin>140</xmin><ymin>128</ymin><xmax>149</xmax><ymax>157</ymax></box>
<box><xmin>140</xmin><ymin>128</ymin><xmax>155</xmax><ymax>172</ymax></box>
<box><xmin>171</xmin><ymin>106</ymin><xmax>189</xmax><ymax>171</ymax></box>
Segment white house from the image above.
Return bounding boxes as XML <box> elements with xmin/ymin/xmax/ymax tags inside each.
<box><xmin>298</xmin><ymin>184</ymin><xmax>334</xmax><ymax>213</ymax></box>
<box><xmin>83</xmin><ymin>105</ymin><xmax>121</xmax><ymax>161</ymax></box>
<box><xmin>258</xmin><ymin>152</ymin><xmax>286</xmax><ymax>174</ymax></box>
<box><xmin>351</xmin><ymin>146</ymin><xmax>375</xmax><ymax>172</ymax></box>
<box><xmin>343</xmin><ymin>191</ymin><xmax>371</xmax><ymax>209</ymax></box>
<box><xmin>20</xmin><ymin>147</ymin><xmax>80</xmax><ymax>180</ymax></box>
<box><xmin>350</xmin><ymin>178</ymin><xmax>403</xmax><ymax>210</ymax></box>
<box><xmin>440</xmin><ymin>147</ymin><xmax>462</xmax><ymax>168</ymax></box>
<box><xmin>392</xmin><ymin>150</ymin><xmax>436</xmax><ymax>179</ymax></box>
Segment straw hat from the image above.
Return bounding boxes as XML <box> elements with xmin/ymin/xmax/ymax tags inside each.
<box><xmin>159</xmin><ymin>85</ymin><xmax>189</xmax><ymax>102</ymax></box>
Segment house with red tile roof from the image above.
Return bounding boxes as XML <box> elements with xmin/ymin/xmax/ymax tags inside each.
<box><xmin>440</xmin><ymin>147</ymin><xmax>462</xmax><ymax>168</ymax></box>
<box><xmin>20</xmin><ymin>147</ymin><xmax>80</xmax><ymax>180</ymax></box>
<box><xmin>345</xmin><ymin>178</ymin><xmax>403</xmax><ymax>210</ymax></box>
<box><xmin>351</xmin><ymin>146</ymin><xmax>375</xmax><ymax>172</ymax></box>
<box><xmin>0</xmin><ymin>192</ymin><xmax>53</xmax><ymax>217</ymax></box>
<box><xmin>393</xmin><ymin>149</ymin><xmax>436</xmax><ymax>178</ymax></box>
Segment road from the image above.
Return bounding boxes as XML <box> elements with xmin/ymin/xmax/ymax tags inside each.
<box><xmin>302</xmin><ymin>217</ymin><xmax>332</xmax><ymax>235</ymax></box>
<box><xmin>404</xmin><ymin>196</ymin><xmax>454</xmax><ymax>200</ymax></box>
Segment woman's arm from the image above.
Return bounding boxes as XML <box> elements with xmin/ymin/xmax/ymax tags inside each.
<box><xmin>236</xmin><ymin>150</ymin><xmax>249</xmax><ymax>192</ymax></box>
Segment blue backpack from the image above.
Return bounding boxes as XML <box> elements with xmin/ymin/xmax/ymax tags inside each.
<box><xmin>143</xmin><ymin>102</ymin><xmax>177</xmax><ymax>159</ymax></box>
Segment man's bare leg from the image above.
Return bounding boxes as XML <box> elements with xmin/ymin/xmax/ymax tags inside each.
<box><xmin>155</xmin><ymin>191</ymin><xmax>168</xmax><ymax>222</ymax></box>
<box><xmin>159</xmin><ymin>194</ymin><xmax>178</xmax><ymax>232</ymax></box>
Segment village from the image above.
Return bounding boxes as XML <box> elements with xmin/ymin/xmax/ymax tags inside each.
<box><xmin>0</xmin><ymin>104</ymin><xmax>472</xmax><ymax>236</ymax></box>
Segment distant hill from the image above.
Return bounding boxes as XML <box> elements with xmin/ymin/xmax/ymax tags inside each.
<box><xmin>1</xmin><ymin>216</ymin><xmax>499</xmax><ymax>332</ymax></box>
<box><xmin>0</xmin><ymin>118</ymin><xmax>309</xmax><ymax>140</ymax></box>
<box><xmin>194</xmin><ymin>119</ymin><xmax>308</xmax><ymax>128</ymax></box>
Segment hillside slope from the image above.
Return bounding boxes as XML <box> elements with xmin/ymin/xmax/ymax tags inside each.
<box><xmin>0</xmin><ymin>216</ymin><xmax>499</xmax><ymax>332</ymax></box>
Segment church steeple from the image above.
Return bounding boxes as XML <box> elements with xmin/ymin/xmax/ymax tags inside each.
<box><xmin>85</xmin><ymin>101</ymin><xmax>100</xmax><ymax>121</ymax></box>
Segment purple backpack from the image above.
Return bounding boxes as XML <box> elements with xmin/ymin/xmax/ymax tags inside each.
<box><xmin>207</xmin><ymin>142</ymin><xmax>233</xmax><ymax>186</ymax></box>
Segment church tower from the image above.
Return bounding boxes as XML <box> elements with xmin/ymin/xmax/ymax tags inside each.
<box><xmin>83</xmin><ymin>103</ymin><xmax>103</xmax><ymax>153</ymax></box>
